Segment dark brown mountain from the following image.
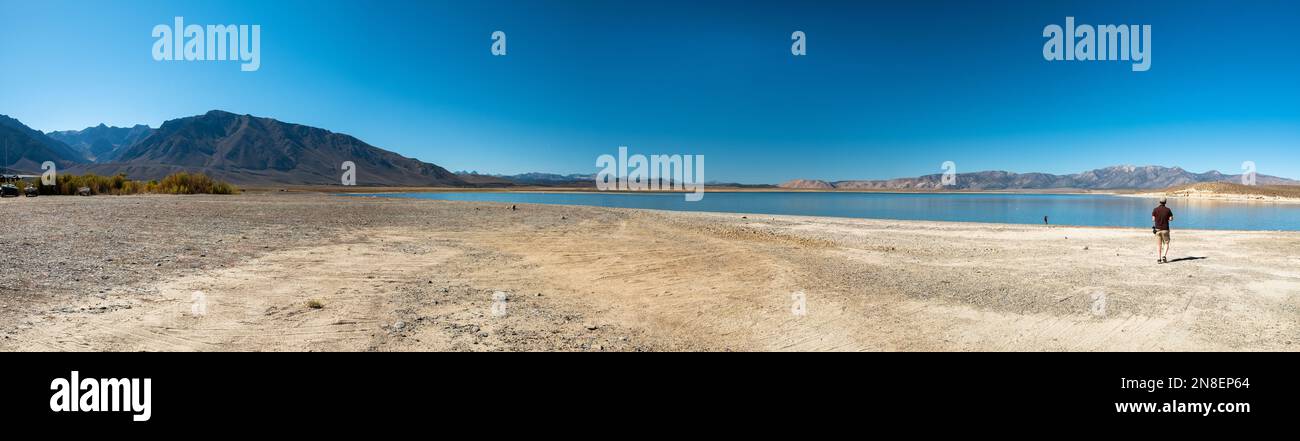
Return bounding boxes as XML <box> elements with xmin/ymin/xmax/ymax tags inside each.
<box><xmin>70</xmin><ymin>110</ymin><xmax>467</xmax><ymax>186</ymax></box>
<box><xmin>0</xmin><ymin>114</ymin><xmax>88</xmax><ymax>172</ymax></box>
<box><xmin>781</xmin><ymin>165</ymin><xmax>1299</xmax><ymax>190</ymax></box>
<box><xmin>47</xmin><ymin>123</ymin><xmax>154</xmax><ymax>162</ymax></box>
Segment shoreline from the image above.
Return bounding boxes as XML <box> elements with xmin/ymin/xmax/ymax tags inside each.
<box><xmin>1121</xmin><ymin>192</ymin><xmax>1300</xmax><ymax>204</ymax></box>
<box><xmin>249</xmin><ymin>185</ymin><xmax>1119</xmax><ymax>196</ymax></box>
<box><xmin>342</xmin><ymin>192</ymin><xmax>1299</xmax><ymax>233</ymax></box>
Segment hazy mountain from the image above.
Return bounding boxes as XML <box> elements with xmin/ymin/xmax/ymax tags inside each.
<box><xmin>453</xmin><ymin>172</ymin><xmax>516</xmax><ymax>186</ymax></box>
<box><xmin>70</xmin><ymin>110</ymin><xmax>467</xmax><ymax>186</ymax></box>
<box><xmin>457</xmin><ymin>171</ymin><xmax>594</xmax><ymax>186</ymax></box>
<box><xmin>781</xmin><ymin>165</ymin><xmax>1299</xmax><ymax>190</ymax></box>
<box><xmin>0</xmin><ymin>114</ymin><xmax>88</xmax><ymax>172</ymax></box>
<box><xmin>777</xmin><ymin>179</ymin><xmax>835</xmax><ymax>189</ymax></box>
<box><xmin>47</xmin><ymin>123</ymin><xmax>154</xmax><ymax>162</ymax></box>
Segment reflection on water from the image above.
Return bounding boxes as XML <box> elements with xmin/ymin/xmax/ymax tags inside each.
<box><xmin>352</xmin><ymin>192</ymin><xmax>1300</xmax><ymax>231</ymax></box>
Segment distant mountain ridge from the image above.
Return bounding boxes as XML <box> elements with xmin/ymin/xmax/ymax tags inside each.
<box><xmin>780</xmin><ymin>165</ymin><xmax>1299</xmax><ymax>190</ymax></box>
<box><xmin>47</xmin><ymin>123</ymin><xmax>154</xmax><ymax>162</ymax></box>
<box><xmin>65</xmin><ymin>110</ymin><xmax>466</xmax><ymax>186</ymax></box>
<box><xmin>0</xmin><ymin>114</ymin><xmax>88</xmax><ymax>171</ymax></box>
<box><xmin>3</xmin><ymin>111</ymin><xmax>468</xmax><ymax>186</ymax></box>
<box><xmin>457</xmin><ymin>171</ymin><xmax>594</xmax><ymax>186</ymax></box>
<box><xmin>8</xmin><ymin>112</ymin><xmax>1299</xmax><ymax>190</ymax></box>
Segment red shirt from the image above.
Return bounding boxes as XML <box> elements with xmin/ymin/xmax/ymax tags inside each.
<box><xmin>1153</xmin><ymin>205</ymin><xmax>1173</xmax><ymax>230</ymax></box>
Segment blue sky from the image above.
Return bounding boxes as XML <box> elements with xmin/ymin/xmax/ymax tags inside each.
<box><xmin>1</xmin><ymin>0</ymin><xmax>1297</xmax><ymax>183</ymax></box>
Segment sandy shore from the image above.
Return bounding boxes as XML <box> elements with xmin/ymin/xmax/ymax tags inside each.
<box><xmin>1127</xmin><ymin>183</ymin><xmax>1300</xmax><ymax>204</ymax></box>
<box><xmin>1</xmin><ymin>193</ymin><xmax>1296</xmax><ymax>351</ymax></box>
<box><xmin>1126</xmin><ymin>191</ymin><xmax>1300</xmax><ymax>204</ymax></box>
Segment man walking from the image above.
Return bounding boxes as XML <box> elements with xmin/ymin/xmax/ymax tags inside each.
<box><xmin>1153</xmin><ymin>197</ymin><xmax>1174</xmax><ymax>263</ymax></box>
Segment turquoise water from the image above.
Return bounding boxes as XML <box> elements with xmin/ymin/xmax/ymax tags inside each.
<box><xmin>352</xmin><ymin>191</ymin><xmax>1300</xmax><ymax>231</ymax></box>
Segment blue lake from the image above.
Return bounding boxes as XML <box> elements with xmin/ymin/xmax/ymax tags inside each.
<box><xmin>352</xmin><ymin>191</ymin><xmax>1300</xmax><ymax>231</ymax></box>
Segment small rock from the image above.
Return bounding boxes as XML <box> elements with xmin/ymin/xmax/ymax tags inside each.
<box><xmin>393</xmin><ymin>321</ymin><xmax>406</xmax><ymax>330</ymax></box>
<box><xmin>585</xmin><ymin>323</ymin><xmax>599</xmax><ymax>330</ymax></box>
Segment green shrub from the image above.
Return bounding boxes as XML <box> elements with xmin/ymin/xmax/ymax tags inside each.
<box><xmin>154</xmin><ymin>172</ymin><xmax>239</xmax><ymax>195</ymax></box>
<box><xmin>36</xmin><ymin>172</ymin><xmax>239</xmax><ymax>195</ymax></box>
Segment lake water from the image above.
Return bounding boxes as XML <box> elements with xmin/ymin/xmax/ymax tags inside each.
<box><xmin>353</xmin><ymin>191</ymin><xmax>1300</xmax><ymax>231</ymax></box>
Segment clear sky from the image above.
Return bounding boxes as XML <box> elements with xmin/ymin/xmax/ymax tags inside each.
<box><xmin>1</xmin><ymin>0</ymin><xmax>1297</xmax><ymax>183</ymax></box>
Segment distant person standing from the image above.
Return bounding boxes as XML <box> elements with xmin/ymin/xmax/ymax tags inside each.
<box><xmin>1152</xmin><ymin>197</ymin><xmax>1174</xmax><ymax>264</ymax></box>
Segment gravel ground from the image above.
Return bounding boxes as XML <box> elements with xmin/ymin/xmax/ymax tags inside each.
<box><xmin>1</xmin><ymin>192</ymin><xmax>1296</xmax><ymax>351</ymax></box>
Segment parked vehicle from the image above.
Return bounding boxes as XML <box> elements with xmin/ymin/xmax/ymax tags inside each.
<box><xmin>77</xmin><ymin>186</ymin><xmax>92</xmax><ymax>196</ymax></box>
<box><xmin>2</xmin><ymin>174</ymin><xmax>40</xmax><ymax>197</ymax></box>
<box><xmin>0</xmin><ymin>183</ymin><xmax>19</xmax><ymax>197</ymax></box>
<box><xmin>24</xmin><ymin>185</ymin><xmax>39</xmax><ymax>197</ymax></box>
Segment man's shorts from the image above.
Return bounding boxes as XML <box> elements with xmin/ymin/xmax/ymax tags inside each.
<box><xmin>1156</xmin><ymin>229</ymin><xmax>1171</xmax><ymax>244</ymax></box>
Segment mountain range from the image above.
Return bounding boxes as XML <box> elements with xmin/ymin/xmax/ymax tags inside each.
<box><xmin>47</xmin><ymin>123</ymin><xmax>154</xmax><ymax>162</ymax></box>
<box><xmin>3</xmin><ymin>111</ymin><xmax>466</xmax><ymax>186</ymax></box>
<box><xmin>0</xmin><ymin>114</ymin><xmax>89</xmax><ymax>171</ymax></box>
<box><xmin>779</xmin><ymin>166</ymin><xmax>1299</xmax><ymax>190</ymax></box>
<box><xmin>456</xmin><ymin>171</ymin><xmax>594</xmax><ymax>186</ymax></box>
<box><xmin>4</xmin><ymin>111</ymin><xmax>1298</xmax><ymax>189</ymax></box>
